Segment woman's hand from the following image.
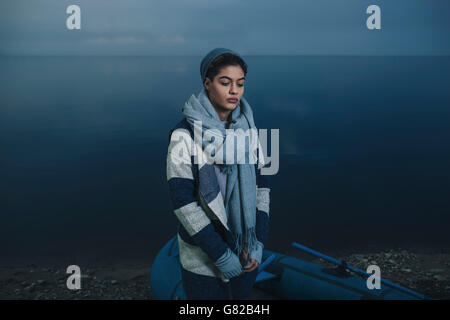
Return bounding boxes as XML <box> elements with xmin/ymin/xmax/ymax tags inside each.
<box><xmin>244</xmin><ymin>259</ymin><xmax>259</xmax><ymax>272</ymax></box>
<box><xmin>241</xmin><ymin>244</ymin><xmax>259</xmax><ymax>272</ymax></box>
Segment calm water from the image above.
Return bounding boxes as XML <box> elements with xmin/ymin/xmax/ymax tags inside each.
<box><xmin>1</xmin><ymin>55</ymin><xmax>449</xmax><ymax>265</ymax></box>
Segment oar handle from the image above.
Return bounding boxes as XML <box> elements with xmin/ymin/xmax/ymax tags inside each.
<box><xmin>258</xmin><ymin>254</ymin><xmax>276</xmax><ymax>274</ymax></box>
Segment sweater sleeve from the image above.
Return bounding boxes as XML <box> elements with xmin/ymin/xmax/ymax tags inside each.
<box><xmin>167</xmin><ymin>128</ymin><xmax>229</xmax><ymax>262</ymax></box>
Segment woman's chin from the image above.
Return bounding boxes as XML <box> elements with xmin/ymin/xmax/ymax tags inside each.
<box><xmin>215</xmin><ymin>101</ymin><xmax>238</xmax><ymax>113</ymax></box>
<box><xmin>225</xmin><ymin>101</ymin><xmax>239</xmax><ymax>109</ymax></box>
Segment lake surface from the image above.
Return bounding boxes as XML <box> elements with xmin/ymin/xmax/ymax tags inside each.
<box><xmin>1</xmin><ymin>55</ymin><xmax>449</xmax><ymax>266</ymax></box>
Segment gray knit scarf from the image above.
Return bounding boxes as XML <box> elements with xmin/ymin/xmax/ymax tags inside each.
<box><xmin>182</xmin><ymin>87</ymin><xmax>258</xmax><ymax>256</ymax></box>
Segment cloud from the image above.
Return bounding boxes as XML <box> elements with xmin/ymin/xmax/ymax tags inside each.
<box><xmin>158</xmin><ymin>34</ymin><xmax>185</xmax><ymax>44</ymax></box>
<box><xmin>1</xmin><ymin>0</ymin><xmax>449</xmax><ymax>55</ymax></box>
<box><xmin>84</xmin><ymin>36</ymin><xmax>149</xmax><ymax>45</ymax></box>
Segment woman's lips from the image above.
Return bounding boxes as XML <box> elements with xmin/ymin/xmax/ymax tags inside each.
<box><xmin>227</xmin><ymin>98</ymin><xmax>238</xmax><ymax>103</ymax></box>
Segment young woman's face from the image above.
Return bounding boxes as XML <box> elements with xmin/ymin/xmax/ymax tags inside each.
<box><xmin>204</xmin><ymin>65</ymin><xmax>245</xmax><ymax>115</ymax></box>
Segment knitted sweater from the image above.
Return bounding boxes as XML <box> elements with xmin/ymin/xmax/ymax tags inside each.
<box><xmin>166</xmin><ymin>118</ymin><xmax>271</xmax><ymax>278</ymax></box>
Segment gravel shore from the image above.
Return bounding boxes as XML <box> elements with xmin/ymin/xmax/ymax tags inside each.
<box><xmin>1</xmin><ymin>248</ymin><xmax>448</xmax><ymax>300</ymax></box>
<box><xmin>0</xmin><ymin>264</ymin><xmax>153</xmax><ymax>300</ymax></box>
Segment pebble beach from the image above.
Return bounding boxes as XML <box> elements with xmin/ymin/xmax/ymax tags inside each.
<box><xmin>0</xmin><ymin>248</ymin><xmax>448</xmax><ymax>300</ymax></box>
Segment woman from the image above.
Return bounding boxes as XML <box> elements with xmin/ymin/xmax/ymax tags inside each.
<box><xmin>166</xmin><ymin>48</ymin><xmax>271</xmax><ymax>299</ymax></box>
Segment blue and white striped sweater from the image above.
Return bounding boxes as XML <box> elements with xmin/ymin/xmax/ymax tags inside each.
<box><xmin>166</xmin><ymin>118</ymin><xmax>271</xmax><ymax>278</ymax></box>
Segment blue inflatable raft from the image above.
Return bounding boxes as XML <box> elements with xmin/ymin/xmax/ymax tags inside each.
<box><xmin>150</xmin><ymin>236</ymin><xmax>430</xmax><ymax>300</ymax></box>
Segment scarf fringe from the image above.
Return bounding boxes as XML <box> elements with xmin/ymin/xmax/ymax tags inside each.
<box><xmin>232</xmin><ymin>227</ymin><xmax>258</xmax><ymax>256</ymax></box>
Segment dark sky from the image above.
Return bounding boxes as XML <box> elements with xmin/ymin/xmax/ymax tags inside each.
<box><xmin>0</xmin><ymin>0</ymin><xmax>449</xmax><ymax>55</ymax></box>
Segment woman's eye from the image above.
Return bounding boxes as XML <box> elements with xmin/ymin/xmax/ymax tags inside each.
<box><xmin>220</xmin><ymin>82</ymin><xmax>244</xmax><ymax>87</ymax></box>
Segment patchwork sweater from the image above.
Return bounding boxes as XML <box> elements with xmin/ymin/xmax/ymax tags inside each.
<box><xmin>166</xmin><ymin>118</ymin><xmax>271</xmax><ymax>278</ymax></box>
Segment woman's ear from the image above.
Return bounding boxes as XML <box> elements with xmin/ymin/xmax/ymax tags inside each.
<box><xmin>203</xmin><ymin>77</ymin><xmax>211</xmax><ymax>91</ymax></box>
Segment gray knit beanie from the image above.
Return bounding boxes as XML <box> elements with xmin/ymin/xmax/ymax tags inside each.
<box><xmin>200</xmin><ymin>47</ymin><xmax>244</xmax><ymax>83</ymax></box>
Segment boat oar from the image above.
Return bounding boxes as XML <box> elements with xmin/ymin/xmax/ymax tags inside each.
<box><xmin>258</xmin><ymin>253</ymin><xmax>276</xmax><ymax>273</ymax></box>
<box><xmin>255</xmin><ymin>254</ymin><xmax>277</xmax><ymax>283</ymax></box>
<box><xmin>292</xmin><ymin>242</ymin><xmax>433</xmax><ymax>300</ymax></box>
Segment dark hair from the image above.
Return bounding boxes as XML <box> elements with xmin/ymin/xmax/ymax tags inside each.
<box><xmin>204</xmin><ymin>53</ymin><xmax>248</xmax><ymax>84</ymax></box>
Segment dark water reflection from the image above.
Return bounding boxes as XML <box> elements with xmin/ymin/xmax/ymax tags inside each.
<box><xmin>1</xmin><ymin>55</ymin><xmax>449</xmax><ymax>265</ymax></box>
